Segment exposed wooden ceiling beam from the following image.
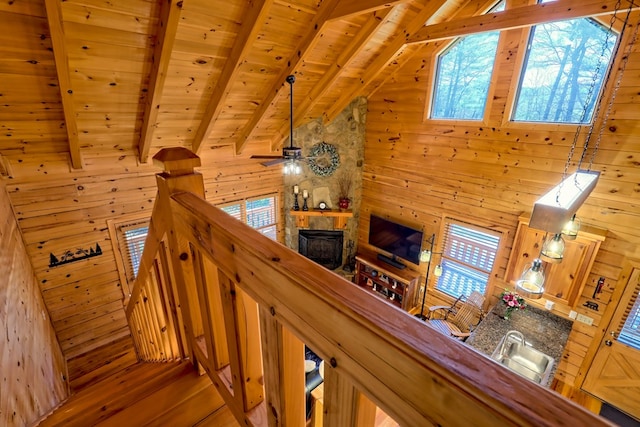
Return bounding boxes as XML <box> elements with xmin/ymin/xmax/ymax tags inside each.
<box><xmin>407</xmin><ymin>0</ymin><xmax>638</xmax><ymax>44</ymax></box>
<box><xmin>138</xmin><ymin>0</ymin><xmax>183</xmax><ymax>163</ymax></box>
<box><xmin>191</xmin><ymin>0</ymin><xmax>274</xmax><ymax>155</ymax></box>
<box><xmin>324</xmin><ymin>0</ymin><xmax>449</xmax><ymax>123</ymax></box>
<box><xmin>44</xmin><ymin>0</ymin><xmax>82</xmax><ymax>170</ymax></box>
<box><xmin>270</xmin><ymin>8</ymin><xmax>394</xmax><ymax>150</ymax></box>
<box><xmin>233</xmin><ymin>0</ymin><xmax>341</xmax><ymax>155</ymax></box>
<box><xmin>329</xmin><ymin>0</ymin><xmax>409</xmax><ymax>21</ymax></box>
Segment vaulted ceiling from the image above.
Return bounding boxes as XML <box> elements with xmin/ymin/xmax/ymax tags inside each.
<box><xmin>0</xmin><ymin>0</ymin><xmax>632</xmax><ymax>173</ymax></box>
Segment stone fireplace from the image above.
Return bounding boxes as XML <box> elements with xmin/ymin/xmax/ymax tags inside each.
<box><xmin>298</xmin><ymin>230</ymin><xmax>343</xmax><ymax>270</ymax></box>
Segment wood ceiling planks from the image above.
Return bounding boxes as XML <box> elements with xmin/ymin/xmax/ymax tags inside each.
<box><xmin>191</xmin><ymin>0</ymin><xmax>274</xmax><ymax>155</ymax></box>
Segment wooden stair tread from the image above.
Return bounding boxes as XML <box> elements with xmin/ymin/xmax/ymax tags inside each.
<box><xmin>39</xmin><ymin>362</ymin><xmax>202</xmax><ymax>427</ymax></box>
<box><xmin>96</xmin><ymin>368</ymin><xmax>223</xmax><ymax>427</ymax></box>
<box><xmin>145</xmin><ymin>383</ymin><xmax>228</xmax><ymax>427</ymax></box>
<box><xmin>195</xmin><ymin>405</ymin><xmax>242</xmax><ymax>427</ymax></box>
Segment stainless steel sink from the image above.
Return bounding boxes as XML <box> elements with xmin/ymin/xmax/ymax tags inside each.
<box><xmin>491</xmin><ymin>330</ymin><xmax>554</xmax><ymax>385</ymax></box>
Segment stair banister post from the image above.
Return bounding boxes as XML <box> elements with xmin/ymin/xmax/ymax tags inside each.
<box><xmin>152</xmin><ymin>147</ymin><xmax>205</xmax><ymax>365</ymax></box>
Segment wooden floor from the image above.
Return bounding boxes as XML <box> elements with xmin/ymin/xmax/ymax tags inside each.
<box><xmin>37</xmin><ymin>361</ymin><xmax>239</xmax><ymax>427</ymax></box>
<box><xmin>35</xmin><ymin>361</ymin><xmax>603</xmax><ymax>427</ymax></box>
<box><xmin>550</xmin><ymin>378</ymin><xmax>603</xmax><ymax>414</ymax></box>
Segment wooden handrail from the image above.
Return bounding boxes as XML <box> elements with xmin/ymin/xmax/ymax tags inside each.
<box><xmin>125</xmin><ymin>148</ymin><xmax>612</xmax><ymax>427</ymax></box>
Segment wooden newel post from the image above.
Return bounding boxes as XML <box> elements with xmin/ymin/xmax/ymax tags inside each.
<box><xmin>152</xmin><ymin>147</ymin><xmax>205</xmax><ymax>365</ymax></box>
<box><xmin>153</xmin><ymin>146</ymin><xmax>202</xmax><ymax>177</ymax></box>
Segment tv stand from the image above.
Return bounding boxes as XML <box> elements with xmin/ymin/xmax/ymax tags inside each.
<box><xmin>376</xmin><ymin>253</ymin><xmax>406</xmax><ymax>270</ymax></box>
<box><xmin>354</xmin><ymin>253</ymin><xmax>420</xmax><ymax>311</ymax></box>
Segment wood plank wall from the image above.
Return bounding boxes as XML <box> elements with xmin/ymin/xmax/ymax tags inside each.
<box><xmin>360</xmin><ymin>10</ymin><xmax>640</xmax><ymax>387</ymax></box>
<box><xmin>6</xmin><ymin>155</ymin><xmax>158</xmax><ymax>390</ymax></box>
<box><xmin>0</xmin><ymin>182</ymin><xmax>68</xmax><ymax>427</ymax></box>
<box><xmin>3</xmin><ymin>147</ymin><xmax>283</xmax><ymax>391</ymax></box>
<box><xmin>0</xmin><ymin>0</ymin><xmax>284</xmax><ymax>391</ymax></box>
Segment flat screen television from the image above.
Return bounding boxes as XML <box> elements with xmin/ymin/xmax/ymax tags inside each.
<box><xmin>368</xmin><ymin>214</ymin><xmax>423</xmax><ymax>269</ymax></box>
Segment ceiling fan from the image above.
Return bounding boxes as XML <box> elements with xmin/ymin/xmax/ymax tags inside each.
<box><xmin>251</xmin><ymin>75</ymin><xmax>306</xmax><ymax>171</ymax></box>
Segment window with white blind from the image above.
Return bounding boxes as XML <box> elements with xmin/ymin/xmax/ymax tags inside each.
<box><xmin>434</xmin><ymin>219</ymin><xmax>501</xmax><ymax>298</ymax></box>
<box><xmin>122</xmin><ymin>224</ymin><xmax>148</xmax><ymax>279</ymax></box>
<box><xmin>619</xmin><ymin>288</ymin><xmax>640</xmax><ymax>350</ymax></box>
<box><xmin>220</xmin><ymin>194</ymin><xmax>278</xmax><ymax>240</ymax></box>
<box><xmin>107</xmin><ymin>216</ymin><xmax>150</xmax><ymax>297</ymax></box>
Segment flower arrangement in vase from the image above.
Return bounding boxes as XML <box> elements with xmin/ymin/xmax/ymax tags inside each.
<box><xmin>336</xmin><ymin>169</ymin><xmax>353</xmax><ymax>211</ymax></box>
<box><xmin>498</xmin><ymin>289</ymin><xmax>526</xmax><ymax>320</ymax></box>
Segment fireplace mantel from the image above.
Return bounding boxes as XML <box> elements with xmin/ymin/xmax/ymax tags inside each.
<box><xmin>290</xmin><ymin>208</ymin><xmax>353</xmax><ymax>229</ymax></box>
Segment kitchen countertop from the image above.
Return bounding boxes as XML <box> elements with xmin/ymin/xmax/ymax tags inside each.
<box><xmin>466</xmin><ymin>304</ymin><xmax>573</xmax><ymax>386</ymax></box>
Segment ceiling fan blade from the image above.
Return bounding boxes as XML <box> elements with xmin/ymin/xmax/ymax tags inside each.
<box><xmin>261</xmin><ymin>158</ymin><xmax>287</xmax><ymax>167</ymax></box>
<box><xmin>251</xmin><ymin>155</ymin><xmax>284</xmax><ymax>159</ymax></box>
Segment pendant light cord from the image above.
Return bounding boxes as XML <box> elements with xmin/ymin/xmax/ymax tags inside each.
<box><xmin>563</xmin><ymin>0</ymin><xmax>624</xmax><ymax>181</ymax></box>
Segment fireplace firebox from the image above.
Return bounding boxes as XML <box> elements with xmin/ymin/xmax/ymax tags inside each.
<box><xmin>298</xmin><ymin>230</ymin><xmax>343</xmax><ymax>270</ymax></box>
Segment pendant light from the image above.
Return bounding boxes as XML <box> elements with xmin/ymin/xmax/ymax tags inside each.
<box><xmin>540</xmin><ymin>233</ymin><xmax>565</xmax><ymax>263</ymax></box>
<box><xmin>520</xmin><ymin>4</ymin><xmax>637</xmax><ymax>298</ymax></box>
<box><xmin>561</xmin><ymin>214</ymin><xmax>581</xmax><ymax>240</ymax></box>
<box><xmin>516</xmin><ymin>258</ymin><xmax>545</xmax><ymax>299</ymax></box>
<box><xmin>529</xmin><ymin>2</ymin><xmax>634</xmax><ymax>234</ymax></box>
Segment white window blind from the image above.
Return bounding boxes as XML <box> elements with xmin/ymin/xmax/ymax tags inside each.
<box><xmin>119</xmin><ymin>222</ymin><xmax>149</xmax><ymax>282</ymax></box>
<box><xmin>221</xmin><ymin>204</ymin><xmax>242</xmax><ymax>221</ymax></box>
<box><xmin>619</xmin><ymin>287</ymin><xmax>640</xmax><ymax>350</ymax></box>
<box><xmin>219</xmin><ymin>194</ymin><xmax>278</xmax><ymax>241</ymax></box>
<box><xmin>435</xmin><ymin>220</ymin><xmax>500</xmax><ymax>298</ymax></box>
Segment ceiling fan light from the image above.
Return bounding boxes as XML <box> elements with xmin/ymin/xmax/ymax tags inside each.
<box><xmin>283</xmin><ymin>160</ymin><xmax>301</xmax><ymax>175</ymax></box>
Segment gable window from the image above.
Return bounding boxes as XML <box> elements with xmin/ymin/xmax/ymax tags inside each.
<box><xmin>434</xmin><ymin>219</ymin><xmax>501</xmax><ymax>298</ymax></box>
<box><xmin>220</xmin><ymin>194</ymin><xmax>278</xmax><ymax>240</ymax></box>
<box><xmin>512</xmin><ymin>15</ymin><xmax>616</xmax><ymax>123</ymax></box>
<box><xmin>431</xmin><ymin>1</ymin><xmax>504</xmax><ymax>120</ymax></box>
<box><xmin>108</xmin><ymin>216</ymin><xmax>150</xmax><ymax>297</ymax></box>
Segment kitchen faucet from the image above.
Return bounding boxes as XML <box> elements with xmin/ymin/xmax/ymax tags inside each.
<box><xmin>500</xmin><ymin>330</ymin><xmax>525</xmax><ymax>357</ymax></box>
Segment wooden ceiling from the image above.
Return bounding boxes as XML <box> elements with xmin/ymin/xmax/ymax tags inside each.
<box><xmin>0</xmin><ymin>0</ymin><xmax>633</xmax><ymax>172</ymax></box>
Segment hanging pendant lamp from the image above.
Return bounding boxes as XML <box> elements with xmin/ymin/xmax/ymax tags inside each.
<box><xmin>516</xmin><ymin>258</ymin><xmax>545</xmax><ymax>299</ymax></box>
<box><xmin>530</xmin><ymin>2</ymin><xmax>634</xmax><ymax>235</ymax></box>
<box><xmin>540</xmin><ymin>233</ymin><xmax>565</xmax><ymax>263</ymax></box>
<box><xmin>561</xmin><ymin>214</ymin><xmax>581</xmax><ymax>240</ymax></box>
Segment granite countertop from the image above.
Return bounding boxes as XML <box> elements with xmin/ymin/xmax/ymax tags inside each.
<box><xmin>466</xmin><ymin>304</ymin><xmax>573</xmax><ymax>386</ymax></box>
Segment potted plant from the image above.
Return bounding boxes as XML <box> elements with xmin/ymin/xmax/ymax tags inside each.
<box><xmin>336</xmin><ymin>169</ymin><xmax>353</xmax><ymax>210</ymax></box>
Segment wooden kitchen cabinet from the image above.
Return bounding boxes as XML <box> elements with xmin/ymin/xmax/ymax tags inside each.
<box><xmin>505</xmin><ymin>215</ymin><xmax>606</xmax><ymax>307</ymax></box>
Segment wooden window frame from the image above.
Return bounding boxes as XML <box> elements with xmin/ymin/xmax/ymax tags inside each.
<box><xmin>219</xmin><ymin>193</ymin><xmax>278</xmax><ymax>240</ymax></box>
<box><xmin>107</xmin><ymin>213</ymin><xmax>151</xmax><ymax>299</ymax></box>
<box><xmin>432</xmin><ymin>216</ymin><xmax>508</xmax><ymax>303</ymax></box>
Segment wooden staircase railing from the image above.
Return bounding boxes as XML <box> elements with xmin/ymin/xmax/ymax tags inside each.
<box><xmin>125</xmin><ymin>147</ymin><xmax>611</xmax><ymax>427</ymax></box>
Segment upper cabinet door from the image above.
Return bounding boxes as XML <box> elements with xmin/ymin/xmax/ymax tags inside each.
<box><xmin>505</xmin><ymin>215</ymin><xmax>606</xmax><ymax>308</ymax></box>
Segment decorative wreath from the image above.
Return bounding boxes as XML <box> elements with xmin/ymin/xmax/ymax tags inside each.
<box><xmin>308</xmin><ymin>142</ymin><xmax>340</xmax><ymax>177</ymax></box>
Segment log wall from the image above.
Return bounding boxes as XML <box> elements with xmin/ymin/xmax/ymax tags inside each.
<box><xmin>360</xmin><ymin>12</ymin><xmax>640</xmax><ymax>386</ymax></box>
<box><xmin>0</xmin><ymin>182</ymin><xmax>67</xmax><ymax>426</ymax></box>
